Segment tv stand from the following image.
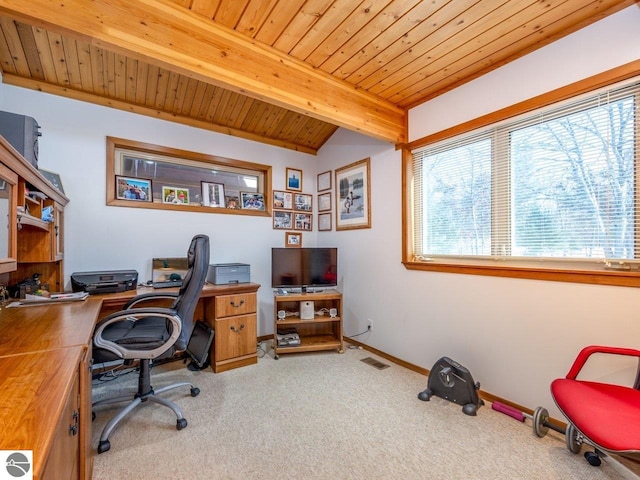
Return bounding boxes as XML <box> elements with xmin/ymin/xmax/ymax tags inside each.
<box><xmin>273</xmin><ymin>290</ymin><xmax>343</xmax><ymax>359</ymax></box>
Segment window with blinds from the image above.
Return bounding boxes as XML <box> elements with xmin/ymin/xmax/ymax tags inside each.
<box><xmin>409</xmin><ymin>77</ymin><xmax>639</xmax><ymax>275</ymax></box>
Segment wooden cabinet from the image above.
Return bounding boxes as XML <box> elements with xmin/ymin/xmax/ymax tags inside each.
<box><xmin>205</xmin><ymin>284</ymin><xmax>260</xmax><ymax>373</ymax></box>
<box><xmin>0</xmin><ymin>135</ymin><xmax>68</xmax><ymax>291</ymax></box>
<box><xmin>42</xmin><ymin>366</ymin><xmax>80</xmax><ymax>480</ymax></box>
<box><xmin>273</xmin><ymin>290</ymin><xmax>343</xmax><ymax>359</ymax></box>
<box><xmin>0</xmin><ymin>160</ymin><xmax>18</xmax><ymax>274</ymax></box>
<box><xmin>0</xmin><ymin>300</ymin><xmax>101</xmax><ymax>480</ymax></box>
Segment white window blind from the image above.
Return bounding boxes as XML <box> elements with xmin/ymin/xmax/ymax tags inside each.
<box><xmin>411</xmin><ymin>78</ymin><xmax>639</xmax><ymax>270</ymax></box>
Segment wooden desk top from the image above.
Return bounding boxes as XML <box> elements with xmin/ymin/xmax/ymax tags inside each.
<box><xmin>0</xmin><ymin>298</ymin><xmax>103</xmax><ymax>357</ymax></box>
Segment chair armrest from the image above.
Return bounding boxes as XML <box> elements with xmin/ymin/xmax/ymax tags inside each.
<box><xmin>94</xmin><ymin>307</ymin><xmax>181</xmax><ymax>360</ymax></box>
<box><xmin>566</xmin><ymin>345</ymin><xmax>640</xmax><ymax>380</ymax></box>
<box><xmin>124</xmin><ymin>291</ymin><xmax>179</xmax><ymax>309</ymax></box>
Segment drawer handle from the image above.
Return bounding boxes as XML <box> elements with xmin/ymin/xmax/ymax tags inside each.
<box><xmin>230</xmin><ymin>299</ymin><xmax>245</xmax><ymax>308</ymax></box>
<box><xmin>230</xmin><ymin>324</ymin><xmax>245</xmax><ymax>333</ymax></box>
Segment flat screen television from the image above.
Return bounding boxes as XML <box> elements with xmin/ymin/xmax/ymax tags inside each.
<box><xmin>271</xmin><ymin>247</ymin><xmax>337</xmax><ymax>290</ymax></box>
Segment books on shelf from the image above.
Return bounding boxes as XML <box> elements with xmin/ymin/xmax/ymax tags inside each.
<box><xmin>277</xmin><ymin>327</ymin><xmax>300</xmax><ymax>347</ymax></box>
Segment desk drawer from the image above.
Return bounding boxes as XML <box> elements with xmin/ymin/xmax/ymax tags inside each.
<box><xmin>215</xmin><ymin>293</ymin><xmax>256</xmax><ymax>317</ymax></box>
<box><xmin>214</xmin><ymin>314</ymin><xmax>257</xmax><ymax>361</ymax></box>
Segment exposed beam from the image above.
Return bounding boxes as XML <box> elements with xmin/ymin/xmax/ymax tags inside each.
<box><xmin>0</xmin><ymin>0</ymin><xmax>406</xmax><ymax>144</ymax></box>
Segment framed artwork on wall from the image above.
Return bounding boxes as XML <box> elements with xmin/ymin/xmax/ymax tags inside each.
<box><xmin>273</xmin><ymin>210</ymin><xmax>293</xmax><ymax>229</ymax></box>
<box><xmin>318</xmin><ymin>212</ymin><xmax>332</xmax><ymax>231</ymax></box>
<box><xmin>286</xmin><ymin>167</ymin><xmax>302</xmax><ymax>191</ymax></box>
<box><xmin>294</xmin><ymin>213</ymin><xmax>312</xmax><ymax>231</ymax></box>
<box><xmin>317</xmin><ymin>170</ymin><xmax>331</xmax><ymax>191</ymax></box>
<box><xmin>274</xmin><ymin>190</ymin><xmax>293</xmax><ymax>209</ymax></box>
<box><xmin>335</xmin><ymin>157</ymin><xmax>371</xmax><ymax>230</ymax></box>
<box><xmin>318</xmin><ymin>192</ymin><xmax>331</xmax><ymax>212</ymax></box>
<box><xmin>285</xmin><ymin>231</ymin><xmax>302</xmax><ymax>247</ymax></box>
<box><xmin>294</xmin><ymin>193</ymin><xmax>312</xmax><ymax>211</ymax></box>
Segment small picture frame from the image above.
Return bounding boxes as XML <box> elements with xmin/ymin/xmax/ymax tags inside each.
<box><xmin>294</xmin><ymin>213</ymin><xmax>313</xmax><ymax>231</ymax></box>
<box><xmin>225</xmin><ymin>190</ymin><xmax>241</xmax><ymax>209</ymax></box>
<box><xmin>241</xmin><ymin>192</ymin><xmax>265</xmax><ymax>210</ymax></box>
<box><xmin>294</xmin><ymin>193</ymin><xmax>312</xmax><ymax>211</ymax></box>
<box><xmin>285</xmin><ymin>231</ymin><xmax>302</xmax><ymax>248</ymax></box>
<box><xmin>273</xmin><ymin>190</ymin><xmax>293</xmax><ymax>209</ymax></box>
<box><xmin>318</xmin><ymin>212</ymin><xmax>332</xmax><ymax>231</ymax></box>
<box><xmin>286</xmin><ymin>167</ymin><xmax>302</xmax><ymax>192</ymax></box>
<box><xmin>162</xmin><ymin>186</ymin><xmax>190</xmax><ymax>204</ymax></box>
<box><xmin>201</xmin><ymin>182</ymin><xmax>226</xmax><ymax>207</ymax></box>
<box><xmin>318</xmin><ymin>192</ymin><xmax>331</xmax><ymax>212</ymax></box>
<box><xmin>116</xmin><ymin>176</ymin><xmax>152</xmax><ymax>202</ymax></box>
<box><xmin>40</xmin><ymin>169</ymin><xmax>65</xmax><ymax>195</ymax></box>
<box><xmin>273</xmin><ymin>210</ymin><xmax>293</xmax><ymax>229</ymax></box>
<box><xmin>317</xmin><ymin>170</ymin><xmax>332</xmax><ymax>192</ymax></box>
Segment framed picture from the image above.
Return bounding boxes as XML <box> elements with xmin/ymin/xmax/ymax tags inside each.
<box><xmin>116</xmin><ymin>176</ymin><xmax>152</xmax><ymax>202</ymax></box>
<box><xmin>285</xmin><ymin>231</ymin><xmax>302</xmax><ymax>248</ymax></box>
<box><xmin>273</xmin><ymin>190</ymin><xmax>293</xmax><ymax>209</ymax></box>
<box><xmin>317</xmin><ymin>170</ymin><xmax>332</xmax><ymax>191</ymax></box>
<box><xmin>335</xmin><ymin>157</ymin><xmax>371</xmax><ymax>230</ymax></box>
<box><xmin>273</xmin><ymin>210</ymin><xmax>293</xmax><ymax>229</ymax></box>
<box><xmin>162</xmin><ymin>186</ymin><xmax>190</xmax><ymax>204</ymax></box>
<box><xmin>318</xmin><ymin>212</ymin><xmax>332</xmax><ymax>231</ymax></box>
<box><xmin>241</xmin><ymin>192</ymin><xmax>265</xmax><ymax>210</ymax></box>
<box><xmin>225</xmin><ymin>190</ymin><xmax>241</xmax><ymax>209</ymax></box>
<box><xmin>294</xmin><ymin>193</ymin><xmax>312</xmax><ymax>211</ymax></box>
<box><xmin>40</xmin><ymin>169</ymin><xmax>65</xmax><ymax>194</ymax></box>
<box><xmin>286</xmin><ymin>167</ymin><xmax>302</xmax><ymax>192</ymax></box>
<box><xmin>294</xmin><ymin>212</ymin><xmax>313</xmax><ymax>231</ymax></box>
<box><xmin>318</xmin><ymin>192</ymin><xmax>331</xmax><ymax>212</ymax></box>
<box><xmin>201</xmin><ymin>182</ymin><xmax>226</xmax><ymax>207</ymax></box>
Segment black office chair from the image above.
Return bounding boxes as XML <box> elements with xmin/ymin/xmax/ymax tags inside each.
<box><xmin>92</xmin><ymin>234</ymin><xmax>210</xmax><ymax>453</ymax></box>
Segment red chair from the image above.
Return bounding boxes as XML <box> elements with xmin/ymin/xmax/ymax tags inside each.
<box><xmin>551</xmin><ymin>345</ymin><xmax>640</xmax><ymax>476</ymax></box>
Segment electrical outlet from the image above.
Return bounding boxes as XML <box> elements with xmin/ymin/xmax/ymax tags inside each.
<box><xmin>367</xmin><ymin>319</ymin><xmax>373</xmax><ymax>331</ymax></box>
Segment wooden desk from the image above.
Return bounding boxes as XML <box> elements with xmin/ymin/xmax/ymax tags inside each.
<box><xmin>94</xmin><ymin>282</ymin><xmax>261</xmax><ymax>372</ymax></box>
<box><xmin>0</xmin><ymin>282</ymin><xmax>261</xmax><ymax>480</ymax></box>
<box><xmin>0</xmin><ymin>300</ymin><xmax>101</xmax><ymax>480</ymax></box>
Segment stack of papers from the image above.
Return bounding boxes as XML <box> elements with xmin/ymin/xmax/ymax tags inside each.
<box><xmin>8</xmin><ymin>291</ymin><xmax>89</xmax><ymax>307</ymax></box>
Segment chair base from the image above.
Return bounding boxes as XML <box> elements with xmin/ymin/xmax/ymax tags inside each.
<box><xmin>92</xmin><ymin>359</ymin><xmax>200</xmax><ymax>453</ymax></box>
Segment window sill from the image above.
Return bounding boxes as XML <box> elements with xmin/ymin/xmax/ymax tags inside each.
<box><xmin>402</xmin><ymin>261</ymin><xmax>640</xmax><ymax>288</ymax></box>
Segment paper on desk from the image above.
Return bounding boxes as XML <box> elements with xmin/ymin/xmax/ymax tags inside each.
<box><xmin>7</xmin><ymin>291</ymin><xmax>90</xmax><ymax>307</ymax></box>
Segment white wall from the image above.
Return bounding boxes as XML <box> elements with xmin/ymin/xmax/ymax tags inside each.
<box><xmin>2</xmin><ymin>5</ymin><xmax>640</xmax><ymax>418</ymax></box>
<box><xmin>316</xmin><ymin>5</ymin><xmax>640</xmax><ymax>418</ymax></box>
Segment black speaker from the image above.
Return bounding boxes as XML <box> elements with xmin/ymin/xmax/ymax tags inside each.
<box><xmin>0</xmin><ymin>111</ymin><xmax>41</xmax><ymax>168</ymax></box>
<box><xmin>418</xmin><ymin>356</ymin><xmax>484</xmax><ymax>416</ymax></box>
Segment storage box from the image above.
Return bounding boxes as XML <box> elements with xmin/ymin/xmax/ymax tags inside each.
<box><xmin>207</xmin><ymin>263</ymin><xmax>250</xmax><ymax>285</ymax></box>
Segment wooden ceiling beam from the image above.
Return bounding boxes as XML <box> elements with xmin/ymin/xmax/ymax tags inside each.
<box><xmin>0</xmin><ymin>0</ymin><xmax>406</xmax><ymax>144</ymax></box>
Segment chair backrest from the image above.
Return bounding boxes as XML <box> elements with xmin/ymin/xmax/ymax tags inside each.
<box><xmin>172</xmin><ymin>234</ymin><xmax>210</xmax><ymax>350</ymax></box>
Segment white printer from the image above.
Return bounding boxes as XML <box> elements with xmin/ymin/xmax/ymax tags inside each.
<box><xmin>206</xmin><ymin>263</ymin><xmax>250</xmax><ymax>285</ymax></box>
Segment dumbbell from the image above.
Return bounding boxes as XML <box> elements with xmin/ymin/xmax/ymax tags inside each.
<box><xmin>492</xmin><ymin>401</ymin><xmax>565</xmax><ymax>437</ymax></box>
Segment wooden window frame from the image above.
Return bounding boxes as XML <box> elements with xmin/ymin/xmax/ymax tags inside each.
<box><xmin>402</xmin><ymin>60</ymin><xmax>640</xmax><ymax>288</ymax></box>
<box><xmin>107</xmin><ymin>137</ymin><xmax>272</xmax><ymax>216</ymax></box>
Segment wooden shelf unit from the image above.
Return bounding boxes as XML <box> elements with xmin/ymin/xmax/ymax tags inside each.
<box><xmin>273</xmin><ymin>290</ymin><xmax>343</xmax><ymax>359</ymax></box>
<box><xmin>0</xmin><ymin>134</ymin><xmax>68</xmax><ymax>291</ymax></box>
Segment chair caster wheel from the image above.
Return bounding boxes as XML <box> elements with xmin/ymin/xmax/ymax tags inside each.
<box><xmin>190</xmin><ymin>387</ymin><xmax>200</xmax><ymax>397</ymax></box>
<box><xmin>585</xmin><ymin>451</ymin><xmax>601</xmax><ymax>466</ymax></box>
<box><xmin>177</xmin><ymin>418</ymin><xmax>188</xmax><ymax>430</ymax></box>
<box><xmin>97</xmin><ymin>440</ymin><xmax>110</xmax><ymax>454</ymax></box>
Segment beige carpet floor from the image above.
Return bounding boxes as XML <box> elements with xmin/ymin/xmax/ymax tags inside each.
<box><xmin>91</xmin><ymin>343</ymin><xmax>639</xmax><ymax>480</ymax></box>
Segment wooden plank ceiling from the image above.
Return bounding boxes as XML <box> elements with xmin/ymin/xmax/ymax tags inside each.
<box><xmin>0</xmin><ymin>0</ymin><xmax>633</xmax><ymax>155</ymax></box>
